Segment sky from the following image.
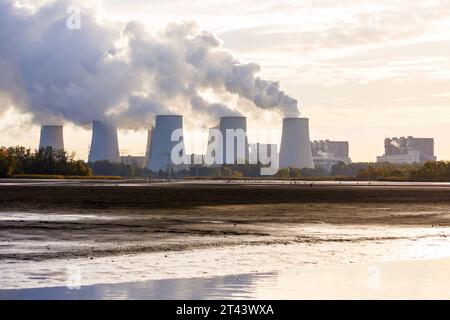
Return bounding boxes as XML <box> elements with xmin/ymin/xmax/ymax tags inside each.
<box><xmin>1</xmin><ymin>0</ymin><xmax>450</xmax><ymax>161</ymax></box>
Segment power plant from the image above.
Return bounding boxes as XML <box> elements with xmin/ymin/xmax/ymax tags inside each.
<box><xmin>312</xmin><ymin>140</ymin><xmax>351</xmax><ymax>173</ymax></box>
<box><xmin>39</xmin><ymin>125</ymin><xmax>65</xmax><ymax>151</ymax></box>
<box><xmin>88</xmin><ymin>121</ymin><xmax>120</xmax><ymax>163</ymax></box>
<box><xmin>35</xmin><ymin>116</ymin><xmax>443</xmax><ymax>174</ymax></box>
<box><xmin>377</xmin><ymin>136</ymin><xmax>436</xmax><ymax>164</ymax></box>
<box><xmin>29</xmin><ymin>115</ymin><xmax>320</xmax><ymax>174</ymax></box>
<box><xmin>219</xmin><ymin>116</ymin><xmax>249</xmax><ymax>165</ymax></box>
<box><xmin>279</xmin><ymin>118</ymin><xmax>314</xmax><ymax>169</ymax></box>
<box><xmin>147</xmin><ymin>115</ymin><xmax>185</xmax><ymax>172</ymax></box>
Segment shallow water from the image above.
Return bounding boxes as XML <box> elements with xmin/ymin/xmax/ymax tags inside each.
<box><xmin>0</xmin><ymin>212</ymin><xmax>120</xmax><ymax>222</ymax></box>
<box><xmin>1</xmin><ymin>223</ymin><xmax>450</xmax><ymax>290</ymax></box>
<box><xmin>1</xmin><ymin>209</ymin><xmax>450</xmax><ymax>299</ymax></box>
<box><xmin>0</xmin><ymin>273</ymin><xmax>267</xmax><ymax>300</ymax></box>
<box><xmin>2</xmin><ymin>257</ymin><xmax>450</xmax><ymax>299</ymax></box>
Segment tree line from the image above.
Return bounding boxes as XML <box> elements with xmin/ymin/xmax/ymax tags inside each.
<box><xmin>0</xmin><ymin>146</ymin><xmax>91</xmax><ymax>177</ymax></box>
<box><xmin>0</xmin><ymin>146</ymin><xmax>150</xmax><ymax>178</ymax></box>
<box><xmin>356</xmin><ymin>161</ymin><xmax>450</xmax><ymax>181</ymax></box>
<box><xmin>216</xmin><ymin>162</ymin><xmax>450</xmax><ymax>181</ymax></box>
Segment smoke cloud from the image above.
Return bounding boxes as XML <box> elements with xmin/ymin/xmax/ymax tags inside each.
<box><xmin>0</xmin><ymin>0</ymin><xmax>300</xmax><ymax>129</ymax></box>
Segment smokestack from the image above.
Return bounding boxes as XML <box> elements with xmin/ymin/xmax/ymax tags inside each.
<box><xmin>88</xmin><ymin>121</ymin><xmax>120</xmax><ymax>163</ymax></box>
<box><xmin>39</xmin><ymin>125</ymin><xmax>64</xmax><ymax>151</ymax></box>
<box><xmin>147</xmin><ymin>115</ymin><xmax>185</xmax><ymax>172</ymax></box>
<box><xmin>219</xmin><ymin>116</ymin><xmax>249</xmax><ymax>164</ymax></box>
<box><xmin>280</xmin><ymin>118</ymin><xmax>314</xmax><ymax>169</ymax></box>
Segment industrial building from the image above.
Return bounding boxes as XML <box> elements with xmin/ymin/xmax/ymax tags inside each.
<box><xmin>312</xmin><ymin>140</ymin><xmax>350</xmax><ymax>160</ymax></box>
<box><xmin>311</xmin><ymin>140</ymin><xmax>351</xmax><ymax>172</ymax></box>
<box><xmin>377</xmin><ymin>136</ymin><xmax>436</xmax><ymax>164</ymax></box>
<box><xmin>39</xmin><ymin>125</ymin><xmax>65</xmax><ymax>151</ymax></box>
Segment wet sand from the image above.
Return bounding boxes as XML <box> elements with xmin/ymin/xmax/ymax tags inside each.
<box><xmin>1</xmin><ymin>182</ymin><xmax>450</xmax><ymax>294</ymax></box>
<box><xmin>1</xmin><ymin>183</ymin><xmax>450</xmax><ymax>261</ymax></box>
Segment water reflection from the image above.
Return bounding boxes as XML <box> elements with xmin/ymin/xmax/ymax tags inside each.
<box><xmin>3</xmin><ymin>257</ymin><xmax>450</xmax><ymax>299</ymax></box>
<box><xmin>0</xmin><ymin>273</ymin><xmax>275</xmax><ymax>300</ymax></box>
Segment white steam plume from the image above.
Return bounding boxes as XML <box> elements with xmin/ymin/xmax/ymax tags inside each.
<box><xmin>0</xmin><ymin>0</ymin><xmax>300</xmax><ymax>129</ymax></box>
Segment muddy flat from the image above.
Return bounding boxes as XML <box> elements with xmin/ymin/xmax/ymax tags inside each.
<box><xmin>0</xmin><ymin>183</ymin><xmax>449</xmax><ymax>261</ymax></box>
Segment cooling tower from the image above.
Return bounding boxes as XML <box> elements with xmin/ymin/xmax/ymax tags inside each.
<box><xmin>279</xmin><ymin>117</ymin><xmax>314</xmax><ymax>169</ymax></box>
<box><xmin>205</xmin><ymin>126</ymin><xmax>218</xmax><ymax>164</ymax></box>
<box><xmin>219</xmin><ymin>116</ymin><xmax>249</xmax><ymax>164</ymax></box>
<box><xmin>88</xmin><ymin>121</ymin><xmax>120</xmax><ymax>163</ymax></box>
<box><xmin>39</xmin><ymin>125</ymin><xmax>64</xmax><ymax>151</ymax></box>
<box><xmin>144</xmin><ymin>127</ymin><xmax>153</xmax><ymax>169</ymax></box>
<box><xmin>206</xmin><ymin>127</ymin><xmax>217</xmax><ymax>152</ymax></box>
<box><xmin>147</xmin><ymin>115</ymin><xmax>185</xmax><ymax>172</ymax></box>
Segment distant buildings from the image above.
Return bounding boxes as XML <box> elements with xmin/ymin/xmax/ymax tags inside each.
<box><xmin>377</xmin><ymin>136</ymin><xmax>436</xmax><ymax>164</ymax></box>
<box><xmin>311</xmin><ymin>140</ymin><xmax>351</xmax><ymax>172</ymax></box>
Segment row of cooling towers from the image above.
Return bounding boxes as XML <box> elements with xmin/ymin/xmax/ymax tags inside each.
<box><xmin>39</xmin><ymin>116</ymin><xmax>315</xmax><ymax>171</ymax></box>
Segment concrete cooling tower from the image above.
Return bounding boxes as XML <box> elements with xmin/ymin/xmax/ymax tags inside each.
<box><xmin>144</xmin><ymin>127</ymin><xmax>153</xmax><ymax>168</ymax></box>
<box><xmin>205</xmin><ymin>126</ymin><xmax>219</xmax><ymax>164</ymax></box>
<box><xmin>39</xmin><ymin>125</ymin><xmax>64</xmax><ymax>151</ymax></box>
<box><xmin>279</xmin><ymin>117</ymin><xmax>314</xmax><ymax>169</ymax></box>
<box><xmin>219</xmin><ymin>117</ymin><xmax>249</xmax><ymax>165</ymax></box>
<box><xmin>88</xmin><ymin>121</ymin><xmax>120</xmax><ymax>163</ymax></box>
<box><xmin>147</xmin><ymin>115</ymin><xmax>185</xmax><ymax>172</ymax></box>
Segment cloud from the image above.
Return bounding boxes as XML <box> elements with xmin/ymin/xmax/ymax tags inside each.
<box><xmin>219</xmin><ymin>2</ymin><xmax>450</xmax><ymax>55</ymax></box>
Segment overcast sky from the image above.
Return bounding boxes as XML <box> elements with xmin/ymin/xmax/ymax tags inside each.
<box><xmin>1</xmin><ymin>0</ymin><xmax>450</xmax><ymax>161</ymax></box>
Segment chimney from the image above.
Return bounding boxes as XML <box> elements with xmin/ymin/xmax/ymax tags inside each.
<box><xmin>279</xmin><ymin>117</ymin><xmax>314</xmax><ymax>169</ymax></box>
